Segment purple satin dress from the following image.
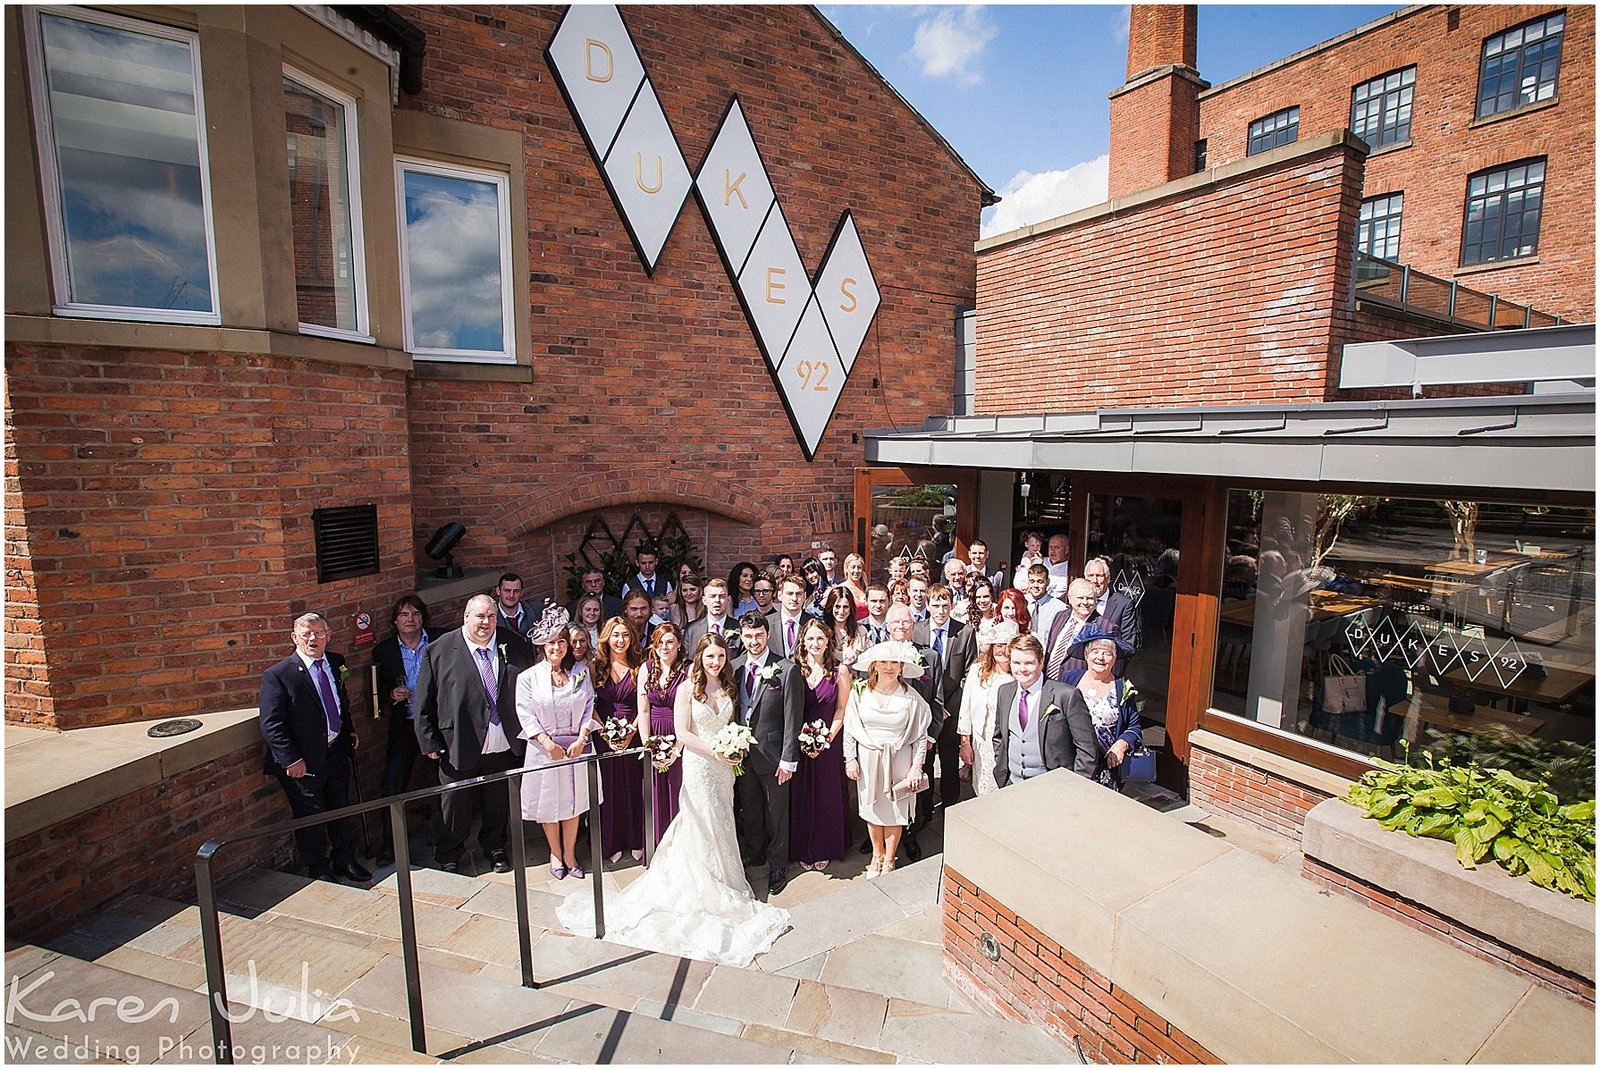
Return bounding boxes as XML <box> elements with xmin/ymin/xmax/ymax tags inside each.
<box><xmin>789</xmin><ymin>672</ymin><xmax>848</xmax><ymax>864</ymax></box>
<box><xmin>594</xmin><ymin>667</ymin><xmax>645</xmax><ymax>855</ymax></box>
<box><xmin>646</xmin><ymin>668</ymin><xmax>686</xmax><ymax>848</ymax></box>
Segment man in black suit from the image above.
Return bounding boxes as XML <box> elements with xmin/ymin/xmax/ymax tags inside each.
<box><xmin>1083</xmin><ymin>556</ymin><xmax>1141</xmax><ymax>649</ymax></box>
<box><xmin>915</xmin><ymin>584</ymin><xmax>974</xmax><ymax>816</ymax></box>
<box><xmin>568</xmin><ymin>566</ymin><xmax>623</xmax><ymax>623</ymax></box>
<box><xmin>494</xmin><ymin>573</ymin><xmax>533</xmax><ymax>637</ymax></box>
<box><xmin>1043</xmin><ymin>579</ymin><xmax>1104</xmax><ymax>682</ymax></box>
<box><xmin>886</xmin><ymin>603</ymin><xmax>943</xmax><ymax>862</ymax></box>
<box><xmin>623</xmin><ymin>542</ymin><xmax>673</xmax><ymax>601</ymax></box>
<box><xmin>731</xmin><ymin>611</ymin><xmax>804</xmax><ymax>895</ymax></box>
<box><xmin>258</xmin><ymin>612</ymin><xmax>370</xmax><ymax>884</ymax></box>
<box><xmin>765</xmin><ymin>574</ymin><xmax>820</xmax><ymax>660</ymax></box>
<box><xmin>371</xmin><ymin>595</ymin><xmax>431</xmax><ymax>866</ymax></box>
<box><xmin>993</xmin><ymin>634</ymin><xmax>1097</xmax><ymax>788</ymax></box>
<box><xmin>965</xmin><ymin>539</ymin><xmax>1005</xmax><ymax>591</ymax></box>
<box><xmin>414</xmin><ymin>594</ymin><xmax>533</xmax><ymax>873</ymax></box>
<box><xmin>683</xmin><ymin>578</ymin><xmax>742</xmax><ymax>658</ymax></box>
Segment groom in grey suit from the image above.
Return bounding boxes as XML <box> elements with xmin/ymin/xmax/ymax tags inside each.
<box><xmin>993</xmin><ymin>633</ymin><xmax>1097</xmax><ymax>788</ymax></box>
<box><xmin>731</xmin><ymin>611</ymin><xmax>804</xmax><ymax>895</ymax></box>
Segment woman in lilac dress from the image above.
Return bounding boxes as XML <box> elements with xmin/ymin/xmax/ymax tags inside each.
<box><xmin>789</xmin><ymin>618</ymin><xmax>851</xmax><ymax>871</ymax></box>
<box><xmin>637</xmin><ymin>622</ymin><xmax>687</xmax><ymax>848</ymax></box>
<box><xmin>592</xmin><ymin>617</ymin><xmax>645</xmax><ymax>865</ymax></box>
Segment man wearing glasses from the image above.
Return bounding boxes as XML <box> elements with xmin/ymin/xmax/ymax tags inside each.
<box><xmin>258</xmin><ymin>612</ymin><xmax>370</xmax><ymax>884</ymax></box>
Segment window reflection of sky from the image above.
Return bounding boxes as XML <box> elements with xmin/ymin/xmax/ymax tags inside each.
<box><xmin>402</xmin><ymin>170</ymin><xmax>505</xmax><ymax>353</ymax></box>
<box><xmin>42</xmin><ymin>14</ymin><xmax>211</xmax><ymax>312</ymax></box>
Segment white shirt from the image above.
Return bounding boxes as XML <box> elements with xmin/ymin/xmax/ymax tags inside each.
<box><xmin>464</xmin><ymin>632</ymin><xmax>510</xmax><ymax>754</ymax></box>
<box><xmin>1046</xmin><ymin>559</ymin><xmax>1072</xmax><ymax>598</ymax></box>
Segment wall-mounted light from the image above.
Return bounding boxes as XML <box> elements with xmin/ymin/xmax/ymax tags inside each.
<box><xmin>980</xmin><ymin>932</ymin><xmax>1001</xmax><ymax>962</ymax></box>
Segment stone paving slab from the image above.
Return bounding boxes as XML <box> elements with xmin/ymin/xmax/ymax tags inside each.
<box><xmin>530</xmin><ymin>931</ymin><xmax>715</xmax><ymax>1008</ymax></box>
<box><xmin>430</xmin><ymin>913</ymin><xmax>527</xmax><ymax>971</ymax></box>
<box><xmin>773</xmin><ymin>953</ymin><xmax>828</xmax><ymax>981</ymax></box>
<box><xmin>64</xmin><ymin>895</ymin><xmax>202</xmax><ymax>958</ymax></box>
<box><xmin>152</xmin><ymin>1013</ymin><xmax>353</xmax><ymax>1065</ymax></box>
<box><xmin>873</xmin><ymin>908</ymin><xmax>941</xmax><ymax>945</ymax></box>
<box><xmin>691</xmin><ymin>964</ymin><xmax>800</xmax><ymax>1029</ymax></box>
<box><xmin>457</xmin><ymin>879</ymin><xmax>568</xmax><ymax>932</ymax></box>
<box><xmin>91</xmin><ymin>944</ymin><xmax>207</xmax><ymax>992</ymax></box>
<box><xmin>632</xmin><ymin>997</ymin><xmax>743</xmax><ymax>1036</ymax></box>
<box><xmin>5</xmin><ymin>942</ymin><xmax>61</xmax><ymax>980</ymax></box>
<box><xmin>370</xmin><ymin>867</ymin><xmax>486</xmax><ymax>909</ymax></box>
<box><xmin>785</xmin><ymin>978</ymin><xmax>889</xmax><ymax>1050</ymax></box>
<box><xmin>1469</xmin><ymin>985</ymin><xmax>1596</xmax><ymax>1064</ymax></box>
<box><xmin>339</xmin><ymin>895</ymin><xmax>475</xmax><ymax>949</ymax></box>
<box><xmin>218</xmin><ymin>869</ymin><xmax>373</xmax><ymax>925</ymax></box>
<box><xmin>528</xmin><ymin>1002</ymin><xmax>793</xmax><ymax>1063</ymax></box>
<box><xmin>4</xmin><ymin>1023</ymin><xmax>123</xmax><ymax>1064</ymax></box>
<box><xmin>878</xmin><ymin>998</ymin><xmax>1073</xmax><ymax>1063</ymax></box>
<box><xmin>740</xmin><ymin>1023</ymin><xmax>895</xmax><ymax>1065</ymax></box>
<box><xmin>817</xmin><ymin>934</ymin><xmax>961</xmax><ymax>1009</ymax></box>
<box><xmin>869</xmin><ymin>856</ymin><xmax>943</xmax><ymax>915</ymax></box>
<box><xmin>1</xmin><ymin>953</ymin><xmax>209</xmax><ymax>1061</ymax></box>
<box><xmin>169</xmin><ymin>913</ymin><xmax>386</xmax><ymax>1019</ymax></box>
<box><xmin>758</xmin><ymin>879</ymin><xmax>912</xmax><ymax>972</ymax></box>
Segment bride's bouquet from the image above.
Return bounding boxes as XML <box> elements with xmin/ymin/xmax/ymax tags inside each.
<box><xmin>647</xmin><ymin>734</ymin><xmax>679</xmax><ymax>771</ymax></box>
<box><xmin>798</xmin><ymin>719</ymin><xmax>831</xmax><ymax>759</ymax></box>
<box><xmin>709</xmin><ymin>723</ymin><xmax>756</xmax><ymax>776</ymax></box>
<box><xmin>599</xmin><ymin>715</ymin><xmax>635</xmax><ymax>749</ymax></box>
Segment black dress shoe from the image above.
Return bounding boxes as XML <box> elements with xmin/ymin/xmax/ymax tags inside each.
<box><xmin>767</xmin><ymin>868</ymin><xmax>789</xmax><ymax>895</ymax></box>
<box><xmin>742</xmin><ymin>853</ymin><xmax>767</xmax><ymax>868</ymax></box>
<box><xmin>340</xmin><ymin>861</ymin><xmax>372</xmax><ymax>883</ymax></box>
<box><xmin>490</xmin><ymin>851</ymin><xmax>512</xmax><ymax>874</ymax></box>
<box><xmin>312</xmin><ymin>869</ymin><xmax>338</xmax><ymax>883</ymax></box>
<box><xmin>903</xmin><ymin>837</ymin><xmax>923</xmax><ymax>863</ymax></box>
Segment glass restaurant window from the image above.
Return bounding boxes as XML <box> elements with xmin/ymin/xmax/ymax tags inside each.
<box><xmin>396</xmin><ymin>158</ymin><xmax>515</xmax><ymax>363</ymax></box>
<box><xmin>24</xmin><ymin>7</ymin><xmax>219</xmax><ymax>323</ymax></box>
<box><xmin>284</xmin><ymin>70</ymin><xmax>368</xmax><ymax>340</ymax></box>
<box><xmin>1212</xmin><ymin>492</ymin><xmax>1595</xmax><ymax>803</ymax></box>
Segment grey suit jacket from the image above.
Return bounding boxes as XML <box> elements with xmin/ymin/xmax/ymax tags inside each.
<box><xmin>682</xmin><ymin>615</ymin><xmax>743</xmax><ymax>660</ymax></box>
<box><xmin>991</xmin><ymin>678</ymin><xmax>1097</xmax><ymax>787</ymax></box>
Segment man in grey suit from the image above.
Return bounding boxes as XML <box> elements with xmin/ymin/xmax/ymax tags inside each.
<box><xmin>683</xmin><ymin>578</ymin><xmax>742</xmax><ymax>658</ymax></box>
<box><xmin>1083</xmin><ymin>557</ymin><xmax>1140</xmax><ymax>649</ymax></box>
<box><xmin>731</xmin><ymin>611</ymin><xmax>804</xmax><ymax>895</ymax></box>
<box><xmin>993</xmin><ymin>633</ymin><xmax>1097</xmax><ymax>788</ymax></box>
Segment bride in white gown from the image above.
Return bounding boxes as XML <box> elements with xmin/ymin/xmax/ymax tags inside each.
<box><xmin>556</xmin><ymin>632</ymin><xmax>789</xmax><ymax>967</ymax></box>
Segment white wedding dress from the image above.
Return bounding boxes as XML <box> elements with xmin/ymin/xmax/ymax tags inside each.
<box><xmin>555</xmin><ymin>693</ymin><xmax>789</xmax><ymax>967</ymax></box>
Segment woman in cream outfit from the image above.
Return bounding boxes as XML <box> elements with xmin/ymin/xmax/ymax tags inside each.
<box><xmin>842</xmin><ymin>641</ymin><xmax>932</xmax><ymax>879</ymax></box>
<box><xmin>957</xmin><ymin>618</ymin><xmax>1017</xmax><ymax>797</ymax></box>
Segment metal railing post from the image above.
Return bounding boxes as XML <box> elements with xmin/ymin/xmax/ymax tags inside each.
<box><xmin>389</xmin><ymin>801</ymin><xmax>427</xmax><ymax>1055</ymax></box>
<box><xmin>643</xmin><ymin>757</ymin><xmax>657</xmax><ymax>867</ymax></box>
<box><xmin>1448</xmin><ymin>279</ymin><xmax>1458</xmax><ymax>321</ymax></box>
<box><xmin>195</xmin><ymin>843</ymin><xmax>234</xmax><ymax>1065</ymax></box>
<box><xmin>1488</xmin><ymin>293</ymin><xmax>1498</xmax><ymax>328</ymax></box>
<box><xmin>588</xmin><ymin>759</ymin><xmax>606</xmax><ymax>939</ymax></box>
<box><xmin>507</xmin><ymin>774</ymin><xmax>535</xmax><ymax>988</ymax></box>
<box><xmin>1399</xmin><ymin>263</ymin><xmax>1410</xmax><ymax>303</ymax></box>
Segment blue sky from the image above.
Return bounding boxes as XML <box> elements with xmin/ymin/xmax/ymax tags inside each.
<box><xmin>818</xmin><ymin>4</ymin><xmax>1403</xmax><ymax>235</ymax></box>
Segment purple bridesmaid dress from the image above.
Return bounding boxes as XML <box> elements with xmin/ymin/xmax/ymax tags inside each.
<box><xmin>645</xmin><ymin>668</ymin><xmax>686</xmax><ymax>848</ymax></box>
<box><xmin>789</xmin><ymin>673</ymin><xmax>848</xmax><ymax>864</ymax></box>
<box><xmin>593</xmin><ymin>667</ymin><xmax>645</xmax><ymax>856</ymax></box>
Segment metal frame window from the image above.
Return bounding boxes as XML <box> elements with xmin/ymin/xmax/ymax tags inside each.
<box><xmin>284</xmin><ymin>67</ymin><xmax>370</xmax><ymax>342</ymax></box>
<box><xmin>395</xmin><ymin>157</ymin><xmax>515</xmax><ymax>363</ymax></box>
<box><xmin>1461</xmin><ymin>158</ymin><xmax>1545</xmax><ymax>266</ymax></box>
<box><xmin>1350</xmin><ymin>67</ymin><xmax>1415</xmax><ymax>149</ymax></box>
<box><xmin>1476</xmin><ymin>12</ymin><xmax>1565</xmax><ymax>119</ymax></box>
<box><xmin>1246</xmin><ymin>106</ymin><xmax>1299</xmax><ymax>156</ymax></box>
<box><xmin>1357</xmin><ymin>192</ymin><xmax>1404</xmax><ymax>261</ymax></box>
<box><xmin>22</xmin><ymin>5</ymin><xmax>221</xmax><ymax>324</ymax></box>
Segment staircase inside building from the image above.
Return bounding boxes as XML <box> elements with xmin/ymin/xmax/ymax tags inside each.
<box><xmin>4</xmin><ymin>856</ymin><xmax>1080</xmax><ymax>1065</ymax></box>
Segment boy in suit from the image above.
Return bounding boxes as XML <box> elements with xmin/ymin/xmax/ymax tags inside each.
<box><xmin>993</xmin><ymin>634</ymin><xmax>1097</xmax><ymax>788</ymax></box>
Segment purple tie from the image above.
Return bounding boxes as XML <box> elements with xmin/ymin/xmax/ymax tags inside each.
<box><xmin>1018</xmin><ymin>687</ymin><xmax>1030</xmax><ymax>731</ymax></box>
<box><xmin>475</xmin><ymin>647</ymin><xmax>501</xmax><ymax>725</ymax></box>
<box><xmin>313</xmin><ymin>660</ymin><xmax>341</xmax><ymax>737</ymax></box>
<box><xmin>786</xmin><ymin>619</ymin><xmax>796</xmax><ymax>655</ymax></box>
<box><xmin>746</xmin><ymin>662</ymin><xmax>757</xmax><ymax>697</ymax></box>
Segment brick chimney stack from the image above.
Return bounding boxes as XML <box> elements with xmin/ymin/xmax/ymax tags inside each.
<box><xmin>1108</xmin><ymin>5</ymin><xmax>1209</xmax><ymax>200</ymax></box>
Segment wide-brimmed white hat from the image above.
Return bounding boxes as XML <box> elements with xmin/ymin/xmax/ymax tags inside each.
<box><xmin>853</xmin><ymin>640</ymin><xmax>925</xmax><ymax>679</ymax></box>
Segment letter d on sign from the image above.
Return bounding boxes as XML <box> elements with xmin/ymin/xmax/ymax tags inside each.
<box><xmin>585</xmin><ymin>39</ymin><xmax>613</xmax><ymax>82</ymax></box>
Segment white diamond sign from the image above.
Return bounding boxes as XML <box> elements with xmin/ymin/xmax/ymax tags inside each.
<box><xmin>813</xmin><ymin>212</ymin><xmax>880</xmax><ymax>376</ymax></box>
<box><xmin>736</xmin><ymin>200</ymin><xmax>809</xmax><ymax>369</ymax></box>
<box><xmin>775</xmin><ymin>296</ymin><xmax>846</xmax><ymax>458</ymax></box>
<box><xmin>694</xmin><ymin>99</ymin><xmax>776</xmax><ymax>275</ymax></box>
<box><xmin>601</xmin><ymin>81</ymin><xmax>691</xmax><ymax>271</ymax></box>
<box><xmin>546</xmin><ymin>5</ymin><xmax>646</xmax><ymax>157</ymax></box>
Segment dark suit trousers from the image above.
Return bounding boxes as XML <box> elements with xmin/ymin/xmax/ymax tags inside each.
<box><xmin>272</xmin><ymin>741</ymin><xmax>354</xmax><ymax>872</ymax></box>
<box><xmin>734</xmin><ymin>750</ymin><xmax>790</xmax><ymax>869</ymax></box>
<box><xmin>912</xmin><ymin>713</ymin><xmax>963</xmax><ymax>832</ymax></box>
<box><xmin>435</xmin><ymin>749</ymin><xmax>520</xmax><ymax>865</ymax></box>
<box><xmin>378</xmin><ymin>721</ymin><xmax>422</xmax><ymax>847</ymax></box>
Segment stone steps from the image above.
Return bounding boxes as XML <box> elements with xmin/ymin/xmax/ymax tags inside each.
<box><xmin>11</xmin><ymin>857</ymin><xmax>1077</xmax><ymax>1064</ymax></box>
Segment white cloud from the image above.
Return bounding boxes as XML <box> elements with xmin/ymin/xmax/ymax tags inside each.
<box><xmin>981</xmin><ymin>156</ymin><xmax>1110</xmax><ymax>238</ymax></box>
<box><xmin>907</xmin><ymin>7</ymin><xmax>997</xmax><ymax>86</ymax></box>
<box><xmin>1111</xmin><ymin>5</ymin><xmax>1131</xmax><ymax>45</ymax></box>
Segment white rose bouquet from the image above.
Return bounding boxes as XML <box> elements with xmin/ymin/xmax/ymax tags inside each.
<box><xmin>709</xmin><ymin>723</ymin><xmax>757</xmax><ymax>776</ymax></box>
<box><xmin>798</xmin><ymin>718</ymin><xmax>831</xmax><ymax>759</ymax></box>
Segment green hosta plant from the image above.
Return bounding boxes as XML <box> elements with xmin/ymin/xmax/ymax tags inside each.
<box><xmin>1345</xmin><ymin>743</ymin><xmax>1595</xmax><ymax>902</ymax></box>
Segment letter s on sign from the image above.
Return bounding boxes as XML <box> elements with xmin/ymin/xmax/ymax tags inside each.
<box><xmin>838</xmin><ymin>277</ymin><xmax>858</xmax><ymax>314</ymax></box>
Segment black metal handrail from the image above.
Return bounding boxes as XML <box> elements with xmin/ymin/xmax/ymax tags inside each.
<box><xmin>194</xmin><ymin>745</ymin><xmax>656</xmax><ymax>1063</ymax></box>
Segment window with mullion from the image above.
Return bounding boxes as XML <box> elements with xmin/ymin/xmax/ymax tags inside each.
<box><xmin>1357</xmin><ymin>192</ymin><xmax>1404</xmax><ymax>261</ymax></box>
<box><xmin>1460</xmin><ymin>158</ymin><xmax>1546</xmax><ymax>265</ymax></box>
<box><xmin>1476</xmin><ymin>12</ymin><xmax>1565</xmax><ymax>118</ymax></box>
<box><xmin>1351</xmin><ymin>66</ymin><xmax>1415</xmax><ymax>149</ymax></box>
<box><xmin>1246</xmin><ymin>106</ymin><xmax>1300</xmax><ymax>156</ymax></box>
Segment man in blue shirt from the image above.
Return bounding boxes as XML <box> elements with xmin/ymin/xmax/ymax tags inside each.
<box><xmin>373</xmin><ymin>595</ymin><xmax>430</xmax><ymax>866</ymax></box>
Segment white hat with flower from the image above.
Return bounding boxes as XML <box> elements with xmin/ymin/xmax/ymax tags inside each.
<box><xmin>853</xmin><ymin>639</ymin><xmax>925</xmax><ymax>679</ymax></box>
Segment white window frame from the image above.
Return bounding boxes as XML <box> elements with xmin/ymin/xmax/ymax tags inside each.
<box><xmin>22</xmin><ymin>5</ymin><xmax>222</xmax><ymax>326</ymax></box>
<box><xmin>394</xmin><ymin>156</ymin><xmax>516</xmax><ymax>364</ymax></box>
<box><xmin>284</xmin><ymin>66</ymin><xmax>372</xmax><ymax>343</ymax></box>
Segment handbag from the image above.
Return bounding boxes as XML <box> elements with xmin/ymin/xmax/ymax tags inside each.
<box><xmin>1121</xmin><ymin>746</ymin><xmax>1157</xmax><ymax>782</ymax></box>
<box><xmin>1321</xmin><ymin>654</ymin><xmax>1368</xmax><ymax>714</ymax></box>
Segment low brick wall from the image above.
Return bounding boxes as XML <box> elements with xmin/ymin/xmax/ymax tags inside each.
<box><xmin>1303</xmin><ymin>856</ymin><xmax>1594</xmax><ymax>1007</ymax></box>
<box><xmin>941</xmin><ymin>867</ymin><xmax>1219</xmax><ymax>1064</ymax></box>
<box><xmin>1188</xmin><ymin>742</ymin><xmax>1335</xmax><ymax>842</ymax></box>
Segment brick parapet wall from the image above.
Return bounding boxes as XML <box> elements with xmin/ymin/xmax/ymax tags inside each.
<box><xmin>941</xmin><ymin>867</ymin><xmax>1221</xmax><ymax>1064</ymax></box>
<box><xmin>1303</xmin><ymin>856</ymin><xmax>1595</xmax><ymax>1006</ymax></box>
<box><xmin>1188</xmin><ymin>743</ymin><xmax>1334</xmax><ymax>843</ymax></box>
<box><xmin>4</xmin><ymin>744</ymin><xmax>291</xmax><ymax>941</ymax></box>
<box><xmin>1197</xmin><ymin>4</ymin><xmax>1595</xmax><ymax>322</ymax></box>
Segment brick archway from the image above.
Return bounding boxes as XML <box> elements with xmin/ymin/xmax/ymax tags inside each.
<box><xmin>499</xmin><ymin>471</ymin><xmax>767</xmax><ymax>541</ymax></box>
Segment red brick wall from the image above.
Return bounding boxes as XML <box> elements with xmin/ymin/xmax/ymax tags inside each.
<box><xmin>942</xmin><ymin>867</ymin><xmax>1220</xmax><ymax>1064</ymax></box>
<box><xmin>3</xmin><ymin>346</ymin><xmax>416</xmax><ymax>730</ymax></box>
<box><xmin>396</xmin><ymin>5</ymin><xmax>980</xmax><ymax>594</ymax></box>
<box><xmin>975</xmin><ymin>137</ymin><xmax>1367</xmax><ymax>413</ymax></box>
<box><xmin>1188</xmin><ymin>744</ymin><xmax>1334</xmax><ymax>842</ymax></box>
<box><xmin>1303</xmin><ymin>856</ymin><xmax>1595</xmax><ymax>1006</ymax></box>
<box><xmin>4</xmin><ymin>744</ymin><xmax>290</xmax><ymax>941</ymax></box>
<box><xmin>1109</xmin><ymin>73</ymin><xmax>1204</xmax><ymax>201</ymax></box>
<box><xmin>1197</xmin><ymin>5</ymin><xmax>1595</xmax><ymax>321</ymax></box>
<box><xmin>4</xmin><ymin>391</ymin><xmax>53</xmax><ymax>726</ymax></box>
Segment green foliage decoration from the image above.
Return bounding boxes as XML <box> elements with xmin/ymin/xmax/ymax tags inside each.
<box><xmin>1345</xmin><ymin>742</ymin><xmax>1596</xmax><ymax>902</ymax></box>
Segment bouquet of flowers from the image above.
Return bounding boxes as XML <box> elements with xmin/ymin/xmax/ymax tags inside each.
<box><xmin>648</xmin><ymin>734</ymin><xmax>678</xmax><ymax>771</ymax></box>
<box><xmin>709</xmin><ymin>723</ymin><xmax>757</xmax><ymax>776</ymax></box>
<box><xmin>599</xmin><ymin>716</ymin><xmax>635</xmax><ymax>749</ymax></box>
<box><xmin>798</xmin><ymin>719</ymin><xmax>831</xmax><ymax>759</ymax></box>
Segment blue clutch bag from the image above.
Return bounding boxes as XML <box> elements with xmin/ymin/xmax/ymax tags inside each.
<box><xmin>1122</xmin><ymin>746</ymin><xmax>1157</xmax><ymax>783</ymax></box>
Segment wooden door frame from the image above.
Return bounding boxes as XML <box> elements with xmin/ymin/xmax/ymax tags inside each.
<box><xmin>854</xmin><ymin>466</ymin><xmax>978</xmax><ymax>579</ymax></box>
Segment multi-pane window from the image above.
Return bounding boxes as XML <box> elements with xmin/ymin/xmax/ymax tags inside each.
<box><xmin>396</xmin><ymin>158</ymin><xmax>515</xmax><ymax>362</ymax></box>
<box><xmin>1357</xmin><ymin>193</ymin><xmax>1404</xmax><ymax>261</ymax></box>
<box><xmin>1350</xmin><ymin>67</ymin><xmax>1416</xmax><ymax>149</ymax></box>
<box><xmin>1461</xmin><ymin>159</ymin><xmax>1545</xmax><ymax>266</ymax></box>
<box><xmin>1477</xmin><ymin>12</ymin><xmax>1565</xmax><ymax>119</ymax></box>
<box><xmin>24</xmin><ymin>8</ymin><xmax>219</xmax><ymax>323</ymax></box>
<box><xmin>1246</xmin><ymin>106</ymin><xmax>1299</xmax><ymax>156</ymax></box>
<box><xmin>285</xmin><ymin>70</ymin><xmax>368</xmax><ymax>340</ymax></box>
